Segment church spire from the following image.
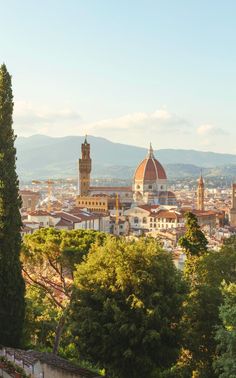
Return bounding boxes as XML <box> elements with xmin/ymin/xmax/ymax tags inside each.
<box><xmin>197</xmin><ymin>170</ymin><xmax>205</xmax><ymax>211</ymax></box>
<box><xmin>148</xmin><ymin>142</ymin><xmax>154</xmax><ymax>158</ymax></box>
<box><xmin>199</xmin><ymin>169</ymin><xmax>204</xmax><ymax>184</ymax></box>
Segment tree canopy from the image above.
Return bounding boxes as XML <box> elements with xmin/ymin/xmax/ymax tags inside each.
<box><xmin>214</xmin><ymin>283</ymin><xmax>236</xmax><ymax>377</ymax></box>
<box><xmin>22</xmin><ymin>228</ymin><xmax>107</xmax><ymax>354</ymax></box>
<box><xmin>180</xmin><ymin>238</ymin><xmax>236</xmax><ymax>377</ymax></box>
<box><xmin>71</xmin><ymin>237</ymin><xmax>186</xmax><ymax>378</ymax></box>
<box><xmin>0</xmin><ymin>64</ymin><xmax>25</xmax><ymax>347</ymax></box>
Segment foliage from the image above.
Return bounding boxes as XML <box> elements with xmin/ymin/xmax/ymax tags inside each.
<box><xmin>0</xmin><ymin>356</ymin><xmax>30</xmax><ymax>377</ymax></box>
<box><xmin>0</xmin><ymin>64</ymin><xmax>25</xmax><ymax>346</ymax></box>
<box><xmin>23</xmin><ymin>285</ymin><xmax>59</xmax><ymax>349</ymax></box>
<box><xmin>181</xmin><ymin>242</ymin><xmax>236</xmax><ymax>377</ymax></box>
<box><xmin>71</xmin><ymin>237</ymin><xmax>186</xmax><ymax>378</ymax></box>
<box><xmin>21</xmin><ymin>228</ymin><xmax>107</xmax><ymax>354</ymax></box>
<box><xmin>178</xmin><ymin>212</ymin><xmax>208</xmax><ymax>257</ymax></box>
<box><xmin>214</xmin><ymin>283</ymin><xmax>236</xmax><ymax>377</ymax></box>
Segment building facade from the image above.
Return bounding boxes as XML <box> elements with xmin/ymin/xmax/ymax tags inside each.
<box><xmin>230</xmin><ymin>183</ymin><xmax>236</xmax><ymax>227</ymax></box>
<box><xmin>20</xmin><ymin>190</ymin><xmax>40</xmax><ymax>211</ymax></box>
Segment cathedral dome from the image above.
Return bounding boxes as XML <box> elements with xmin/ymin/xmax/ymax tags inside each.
<box><xmin>134</xmin><ymin>144</ymin><xmax>167</xmax><ymax>181</ymax></box>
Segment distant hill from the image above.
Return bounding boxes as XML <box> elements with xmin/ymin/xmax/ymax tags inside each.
<box><xmin>15</xmin><ymin>134</ymin><xmax>236</xmax><ymax>180</ymax></box>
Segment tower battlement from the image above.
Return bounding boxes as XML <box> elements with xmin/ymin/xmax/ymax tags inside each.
<box><xmin>78</xmin><ymin>137</ymin><xmax>91</xmax><ymax>196</ymax></box>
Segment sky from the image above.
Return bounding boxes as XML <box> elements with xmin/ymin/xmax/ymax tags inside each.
<box><xmin>1</xmin><ymin>0</ymin><xmax>236</xmax><ymax>153</ymax></box>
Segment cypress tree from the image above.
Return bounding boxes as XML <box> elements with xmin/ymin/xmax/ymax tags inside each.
<box><xmin>178</xmin><ymin>211</ymin><xmax>208</xmax><ymax>257</ymax></box>
<box><xmin>0</xmin><ymin>64</ymin><xmax>25</xmax><ymax>346</ymax></box>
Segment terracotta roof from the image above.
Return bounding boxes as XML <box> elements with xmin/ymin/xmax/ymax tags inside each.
<box><xmin>20</xmin><ymin>190</ymin><xmax>40</xmax><ymax>196</ymax></box>
<box><xmin>55</xmin><ymin>218</ymin><xmax>72</xmax><ymax>227</ymax></box>
<box><xmin>55</xmin><ymin>212</ymin><xmax>81</xmax><ymax>223</ymax></box>
<box><xmin>28</xmin><ymin>210</ymin><xmax>50</xmax><ymax>216</ymax></box>
<box><xmin>134</xmin><ymin>156</ymin><xmax>167</xmax><ymax>181</ymax></box>
<box><xmin>90</xmin><ymin>186</ymin><xmax>132</xmax><ymax>192</ymax></box>
<box><xmin>138</xmin><ymin>204</ymin><xmax>160</xmax><ymax>211</ymax></box>
<box><xmin>193</xmin><ymin>210</ymin><xmax>217</xmax><ymax>216</ymax></box>
<box><xmin>151</xmin><ymin>210</ymin><xmax>183</xmax><ymax>219</ymax></box>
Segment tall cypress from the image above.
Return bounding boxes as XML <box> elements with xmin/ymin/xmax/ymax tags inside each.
<box><xmin>0</xmin><ymin>64</ymin><xmax>25</xmax><ymax>346</ymax></box>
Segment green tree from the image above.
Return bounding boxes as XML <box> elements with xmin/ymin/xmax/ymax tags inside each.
<box><xmin>0</xmin><ymin>64</ymin><xmax>25</xmax><ymax>347</ymax></box>
<box><xmin>181</xmin><ymin>244</ymin><xmax>236</xmax><ymax>377</ymax></box>
<box><xmin>22</xmin><ymin>228</ymin><xmax>106</xmax><ymax>354</ymax></box>
<box><xmin>214</xmin><ymin>283</ymin><xmax>236</xmax><ymax>377</ymax></box>
<box><xmin>179</xmin><ymin>212</ymin><xmax>208</xmax><ymax>257</ymax></box>
<box><xmin>71</xmin><ymin>237</ymin><xmax>186</xmax><ymax>378</ymax></box>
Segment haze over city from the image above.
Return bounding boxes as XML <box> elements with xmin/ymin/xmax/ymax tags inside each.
<box><xmin>1</xmin><ymin>1</ymin><xmax>236</xmax><ymax>153</ymax></box>
<box><xmin>2</xmin><ymin>2</ymin><xmax>236</xmax><ymax>378</ymax></box>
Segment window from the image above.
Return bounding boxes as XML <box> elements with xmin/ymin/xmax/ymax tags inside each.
<box><xmin>148</xmin><ymin>185</ymin><xmax>152</xmax><ymax>189</ymax></box>
<box><xmin>134</xmin><ymin>217</ymin><xmax>139</xmax><ymax>224</ymax></box>
<box><xmin>143</xmin><ymin>217</ymin><xmax>147</xmax><ymax>224</ymax></box>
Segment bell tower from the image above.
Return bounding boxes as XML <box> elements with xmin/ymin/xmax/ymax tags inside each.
<box><xmin>197</xmin><ymin>173</ymin><xmax>204</xmax><ymax>211</ymax></box>
<box><xmin>78</xmin><ymin>136</ymin><xmax>91</xmax><ymax>196</ymax></box>
<box><xmin>230</xmin><ymin>183</ymin><xmax>236</xmax><ymax>227</ymax></box>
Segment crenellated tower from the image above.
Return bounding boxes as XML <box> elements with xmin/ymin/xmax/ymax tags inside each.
<box><xmin>78</xmin><ymin>136</ymin><xmax>91</xmax><ymax>196</ymax></box>
<box><xmin>197</xmin><ymin>172</ymin><xmax>205</xmax><ymax>211</ymax></box>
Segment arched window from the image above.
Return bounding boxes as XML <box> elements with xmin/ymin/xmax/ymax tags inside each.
<box><xmin>134</xmin><ymin>217</ymin><xmax>139</xmax><ymax>224</ymax></box>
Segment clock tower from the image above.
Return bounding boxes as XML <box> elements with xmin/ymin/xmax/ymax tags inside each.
<box><xmin>78</xmin><ymin>136</ymin><xmax>91</xmax><ymax>196</ymax></box>
<box><xmin>197</xmin><ymin>173</ymin><xmax>205</xmax><ymax>211</ymax></box>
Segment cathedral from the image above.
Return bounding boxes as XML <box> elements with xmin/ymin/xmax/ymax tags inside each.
<box><xmin>133</xmin><ymin>143</ymin><xmax>176</xmax><ymax>206</ymax></box>
<box><xmin>77</xmin><ymin>137</ymin><xmax>177</xmax><ymax>210</ymax></box>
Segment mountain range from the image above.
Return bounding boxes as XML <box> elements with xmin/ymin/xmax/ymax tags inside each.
<box><xmin>15</xmin><ymin>135</ymin><xmax>236</xmax><ymax>180</ymax></box>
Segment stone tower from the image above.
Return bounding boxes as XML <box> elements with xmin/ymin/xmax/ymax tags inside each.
<box><xmin>78</xmin><ymin>136</ymin><xmax>91</xmax><ymax>196</ymax></box>
<box><xmin>230</xmin><ymin>183</ymin><xmax>236</xmax><ymax>227</ymax></box>
<box><xmin>197</xmin><ymin>173</ymin><xmax>204</xmax><ymax>211</ymax></box>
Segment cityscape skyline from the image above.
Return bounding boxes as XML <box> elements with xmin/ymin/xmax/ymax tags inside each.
<box><xmin>1</xmin><ymin>1</ymin><xmax>236</xmax><ymax>153</ymax></box>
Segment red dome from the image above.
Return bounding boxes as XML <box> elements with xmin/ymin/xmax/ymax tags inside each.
<box><xmin>134</xmin><ymin>156</ymin><xmax>167</xmax><ymax>181</ymax></box>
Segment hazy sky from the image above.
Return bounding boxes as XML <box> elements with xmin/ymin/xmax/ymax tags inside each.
<box><xmin>1</xmin><ymin>0</ymin><xmax>236</xmax><ymax>153</ymax></box>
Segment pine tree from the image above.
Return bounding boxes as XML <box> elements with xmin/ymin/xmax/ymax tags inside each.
<box><xmin>0</xmin><ymin>64</ymin><xmax>25</xmax><ymax>346</ymax></box>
